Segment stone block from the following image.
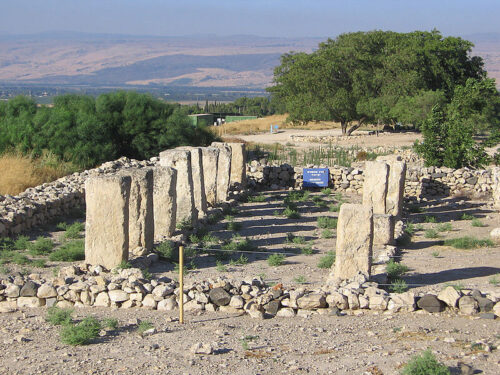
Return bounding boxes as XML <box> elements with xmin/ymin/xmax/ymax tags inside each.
<box><xmin>177</xmin><ymin>147</ymin><xmax>208</xmax><ymax>219</ymax></box>
<box><xmin>493</xmin><ymin>167</ymin><xmax>500</xmax><ymax>210</ymax></box>
<box><xmin>378</xmin><ymin>156</ymin><xmax>406</xmax><ymax>217</ymax></box>
<box><xmin>373</xmin><ymin>214</ymin><xmax>395</xmax><ymax>246</ymax></box>
<box><xmin>329</xmin><ymin>204</ymin><xmax>373</xmax><ymax>282</ymax></box>
<box><xmin>117</xmin><ymin>168</ymin><xmax>154</xmax><ymax>254</ymax></box>
<box><xmin>159</xmin><ymin>149</ymin><xmax>197</xmax><ymax>226</ymax></box>
<box><xmin>85</xmin><ymin>175</ymin><xmax>131</xmax><ymax>269</ymax></box>
<box><xmin>153</xmin><ymin>167</ymin><xmax>177</xmax><ymax>239</ymax></box>
<box><xmin>227</xmin><ymin>142</ymin><xmax>246</xmax><ymax>186</ymax></box>
<box><xmin>362</xmin><ymin>161</ymin><xmax>389</xmax><ymax>214</ymax></box>
<box><xmin>201</xmin><ymin>147</ymin><xmax>219</xmax><ymax>207</ymax></box>
<box><xmin>211</xmin><ymin>142</ymin><xmax>232</xmax><ymax>203</ymax></box>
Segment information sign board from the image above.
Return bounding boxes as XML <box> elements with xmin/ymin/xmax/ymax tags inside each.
<box><xmin>303</xmin><ymin>168</ymin><xmax>329</xmax><ymax>188</ymax></box>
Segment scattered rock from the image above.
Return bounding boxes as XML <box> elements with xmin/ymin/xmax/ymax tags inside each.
<box><xmin>417</xmin><ymin>294</ymin><xmax>445</xmax><ymax>313</ymax></box>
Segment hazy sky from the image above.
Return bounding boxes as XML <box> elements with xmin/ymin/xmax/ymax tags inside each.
<box><xmin>1</xmin><ymin>0</ymin><xmax>499</xmax><ymax>38</ymax></box>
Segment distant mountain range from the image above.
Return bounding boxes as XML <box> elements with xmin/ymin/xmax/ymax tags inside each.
<box><xmin>0</xmin><ymin>32</ymin><xmax>498</xmax><ymax>89</ymax></box>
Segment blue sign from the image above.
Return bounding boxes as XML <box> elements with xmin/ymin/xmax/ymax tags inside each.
<box><xmin>303</xmin><ymin>168</ymin><xmax>329</xmax><ymax>188</ymax></box>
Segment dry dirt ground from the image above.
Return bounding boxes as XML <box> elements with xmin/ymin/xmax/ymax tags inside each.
<box><xmin>1</xmin><ymin>190</ymin><xmax>500</xmax><ymax>374</ymax></box>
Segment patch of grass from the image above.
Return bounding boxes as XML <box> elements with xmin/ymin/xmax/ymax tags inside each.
<box><xmin>321</xmin><ymin>188</ymin><xmax>332</xmax><ymax>195</ymax></box>
<box><xmin>222</xmin><ymin>236</ymin><xmax>259</xmax><ymax>253</ymax></box>
<box><xmin>201</xmin><ymin>234</ymin><xmax>219</xmax><ymax>245</ymax></box>
<box><xmin>27</xmin><ymin>236</ymin><xmax>55</xmax><ymax>256</ymax></box>
<box><xmin>317</xmin><ymin>217</ymin><xmax>338</xmax><ymax>229</ymax></box>
<box><xmin>46</xmin><ymin>307</ymin><xmax>73</xmax><ymax>326</ymax></box>
<box><xmin>431</xmin><ymin>251</ymin><xmax>440</xmax><ymax>258</ymax></box>
<box><xmin>142</xmin><ymin>269</ymin><xmax>153</xmax><ymax>280</ymax></box>
<box><xmin>328</xmin><ymin>203</ymin><xmax>341</xmax><ymax>212</ymax></box>
<box><xmin>423</xmin><ymin>215</ymin><xmax>437</xmax><ymax>223</ymax></box>
<box><xmin>176</xmin><ymin>217</ymin><xmax>193</xmax><ymax>231</ymax></box>
<box><xmin>443</xmin><ymin>236</ymin><xmax>493</xmax><ymax>249</ymax></box>
<box><xmin>459</xmin><ymin>213</ymin><xmax>475</xmax><ymax>221</ymax></box>
<box><xmin>282</xmin><ymin>207</ymin><xmax>301</xmax><ymax>219</ymax></box>
<box><xmin>137</xmin><ymin>320</ymin><xmax>154</xmax><ymax>334</ymax></box>
<box><xmin>471</xmin><ymin>218</ymin><xmax>486</xmax><ymax>227</ymax></box>
<box><xmin>247</xmin><ymin>194</ymin><xmax>267</xmax><ymax>203</ymax></box>
<box><xmin>401</xmin><ymin>349</ymin><xmax>450</xmax><ymax>375</ymax></box>
<box><xmin>0</xmin><ymin>237</ymin><xmax>14</xmax><ymax>251</ymax></box>
<box><xmin>189</xmin><ymin>234</ymin><xmax>201</xmax><ymax>243</ymax></box>
<box><xmin>64</xmin><ymin>222</ymin><xmax>85</xmax><ymax>239</ymax></box>
<box><xmin>56</xmin><ymin>222</ymin><xmax>68</xmax><ymax>231</ymax></box>
<box><xmin>436</xmin><ymin>223</ymin><xmax>453</xmax><ymax>232</ymax></box>
<box><xmin>390</xmin><ymin>279</ymin><xmax>409</xmax><ymax>293</ymax></box>
<box><xmin>300</xmin><ymin>244</ymin><xmax>314</xmax><ymax>255</ymax></box>
<box><xmin>312</xmin><ymin>196</ymin><xmax>328</xmax><ymax>208</ymax></box>
<box><xmin>317</xmin><ymin>251</ymin><xmax>335</xmax><ymax>269</ymax></box>
<box><xmin>49</xmin><ymin>240</ymin><xmax>85</xmax><ymax>262</ymax></box>
<box><xmin>286</xmin><ymin>233</ymin><xmax>306</xmax><ymax>244</ymax></box>
<box><xmin>0</xmin><ymin>265</ymin><xmax>10</xmax><ymax>274</ymax></box>
<box><xmin>226</xmin><ymin>215</ymin><xmax>242</xmax><ymax>231</ymax></box>
<box><xmin>424</xmin><ymin>229</ymin><xmax>439</xmax><ymax>239</ymax></box>
<box><xmin>321</xmin><ymin>229</ymin><xmax>334</xmax><ymax>239</ymax></box>
<box><xmin>60</xmin><ymin>317</ymin><xmax>101</xmax><ymax>346</ymax></box>
<box><xmin>117</xmin><ymin>260</ymin><xmax>132</xmax><ymax>269</ymax></box>
<box><xmin>293</xmin><ymin>275</ymin><xmax>307</xmax><ymax>284</ymax></box>
<box><xmin>285</xmin><ymin>190</ymin><xmax>310</xmax><ymax>203</ymax></box>
<box><xmin>13</xmin><ymin>235</ymin><xmax>30</xmax><ymax>250</ymax></box>
<box><xmin>267</xmin><ymin>253</ymin><xmax>286</xmax><ymax>266</ymax></box>
<box><xmin>240</xmin><ymin>334</ymin><xmax>259</xmax><ymax>350</ymax></box>
<box><xmin>407</xmin><ymin>204</ymin><xmax>424</xmax><ymax>213</ymax></box>
<box><xmin>404</xmin><ymin>222</ymin><xmax>416</xmax><ymax>236</ymax></box>
<box><xmin>31</xmin><ymin>259</ymin><xmax>46</xmax><ymax>268</ymax></box>
<box><xmin>386</xmin><ymin>259</ymin><xmax>409</xmax><ymax>279</ymax></box>
<box><xmin>156</xmin><ymin>241</ymin><xmax>177</xmax><ymax>262</ymax></box>
<box><xmin>489</xmin><ymin>274</ymin><xmax>499</xmax><ymax>286</ymax></box>
<box><xmin>230</xmin><ymin>254</ymin><xmax>249</xmax><ymax>266</ymax></box>
<box><xmin>206</xmin><ymin>212</ymin><xmax>223</xmax><ymax>225</ymax></box>
<box><xmin>216</xmin><ymin>260</ymin><xmax>228</xmax><ymax>272</ymax></box>
<box><xmin>103</xmin><ymin>318</ymin><xmax>118</xmax><ymax>330</ymax></box>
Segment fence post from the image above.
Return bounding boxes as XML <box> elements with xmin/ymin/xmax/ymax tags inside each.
<box><xmin>179</xmin><ymin>245</ymin><xmax>184</xmax><ymax>324</ymax></box>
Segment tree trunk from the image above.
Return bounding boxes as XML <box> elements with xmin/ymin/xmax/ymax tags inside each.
<box><xmin>340</xmin><ymin>120</ymin><xmax>347</xmax><ymax>135</ymax></box>
<box><xmin>346</xmin><ymin>120</ymin><xmax>362</xmax><ymax>136</ymax></box>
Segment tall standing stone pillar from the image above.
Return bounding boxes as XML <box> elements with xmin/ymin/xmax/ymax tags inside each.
<box><xmin>117</xmin><ymin>168</ymin><xmax>154</xmax><ymax>256</ymax></box>
<box><xmin>211</xmin><ymin>142</ymin><xmax>232</xmax><ymax>203</ymax></box>
<box><xmin>85</xmin><ymin>175</ymin><xmax>131</xmax><ymax>269</ymax></box>
<box><xmin>329</xmin><ymin>203</ymin><xmax>373</xmax><ymax>282</ymax></box>
<box><xmin>177</xmin><ymin>147</ymin><xmax>208</xmax><ymax>219</ymax></box>
<box><xmin>153</xmin><ymin>166</ymin><xmax>177</xmax><ymax>239</ymax></box>
<box><xmin>159</xmin><ymin>149</ymin><xmax>197</xmax><ymax>226</ymax></box>
<box><xmin>227</xmin><ymin>142</ymin><xmax>246</xmax><ymax>186</ymax></box>
<box><xmin>493</xmin><ymin>167</ymin><xmax>500</xmax><ymax>210</ymax></box>
<box><xmin>362</xmin><ymin>161</ymin><xmax>389</xmax><ymax>214</ymax></box>
<box><xmin>201</xmin><ymin>147</ymin><xmax>219</xmax><ymax>207</ymax></box>
<box><xmin>377</xmin><ymin>155</ymin><xmax>406</xmax><ymax>217</ymax></box>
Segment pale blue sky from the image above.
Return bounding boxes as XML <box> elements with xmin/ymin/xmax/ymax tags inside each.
<box><xmin>1</xmin><ymin>0</ymin><xmax>499</xmax><ymax>37</ymax></box>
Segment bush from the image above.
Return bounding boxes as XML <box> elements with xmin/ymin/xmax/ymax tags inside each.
<box><xmin>436</xmin><ymin>223</ymin><xmax>453</xmax><ymax>232</ymax></box>
<box><xmin>386</xmin><ymin>259</ymin><xmax>409</xmax><ymax>279</ymax></box>
<box><xmin>46</xmin><ymin>306</ymin><xmax>73</xmax><ymax>326</ymax></box>
<box><xmin>321</xmin><ymin>188</ymin><xmax>332</xmax><ymax>195</ymax></box>
<box><xmin>247</xmin><ymin>194</ymin><xmax>267</xmax><ymax>203</ymax></box>
<box><xmin>400</xmin><ymin>349</ymin><xmax>450</xmax><ymax>375</ymax></box>
<box><xmin>285</xmin><ymin>190</ymin><xmax>310</xmax><ymax>202</ymax></box>
<box><xmin>300</xmin><ymin>245</ymin><xmax>314</xmax><ymax>255</ymax></box>
<box><xmin>137</xmin><ymin>321</ymin><xmax>154</xmax><ymax>334</ymax></box>
<box><xmin>230</xmin><ymin>254</ymin><xmax>248</xmax><ymax>266</ymax></box>
<box><xmin>423</xmin><ymin>215</ymin><xmax>437</xmax><ymax>223</ymax></box>
<box><xmin>321</xmin><ymin>229</ymin><xmax>334</xmax><ymax>239</ymax></box>
<box><xmin>267</xmin><ymin>253</ymin><xmax>286</xmax><ymax>266</ymax></box>
<box><xmin>471</xmin><ymin>218</ymin><xmax>486</xmax><ymax>227</ymax></box>
<box><xmin>64</xmin><ymin>222</ymin><xmax>84</xmax><ymax>239</ymax></box>
<box><xmin>459</xmin><ymin>213</ymin><xmax>475</xmax><ymax>220</ymax></box>
<box><xmin>226</xmin><ymin>216</ymin><xmax>242</xmax><ymax>231</ymax></box>
<box><xmin>13</xmin><ymin>235</ymin><xmax>30</xmax><ymax>250</ymax></box>
<box><xmin>443</xmin><ymin>236</ymin><xmax>493</xmax><ymax>249</ymax></box>
<box><xmin>424</xmin><ymin>229</ymin><xmax>439</xmax><ymax>239</ymax></box>
<box><xmin>60</xmin><ymin>317</ymin><xmax>101</xmax><ymax>346</ymax></box>
<box><xmin>317</xmin><ymin>251</ymin><xmax>335</xmax><ymax>269</ymax></box>
<box><xmin>317</xmin><ymin>217</ymin><xmax>338</xmax><ymax>229</ymax></box>
<box><xmin>156</xmin><ymin>241</ymin><xmax>177</xmax><ymax>262</ymax></box>
<box><xmin>390</xmin><ymin>279</ymin><xmax>409</xmax><ymax>293</ymax></box>
<box><xmin>282</xmin><ymin>207</ymin><xmax>301</xmax><ymax>219</ymax></box>
<box><xmin>328</xmin><ymin>203</ymin><xmax>341</xmax><ymax>212</ymax></box>
<box><xmin>27</xmin><ymin>237</ymin><xmax>55</xmax><ymax>255</ymax></box>
<box><xmin>49</xmin><ymin>240</ymin><xmax>85</xmax><ymax>261</ymax></box>
<box><xmin>312</xmin><ymin>196</ymin><xmax>328</xmax><ymax>208</ymax></box>
<box><xmin>222</xmin><ymin>236</ymin><xmax>259</xmax><ymax>253</ymax></box>
<box><xmin>103</xmin><ymin>318</ymin><xmax>118</xmax><ymax>330</ymax></box>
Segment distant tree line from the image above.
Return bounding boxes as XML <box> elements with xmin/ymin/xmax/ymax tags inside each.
<box><xmin>180</xmin><ymin>96</ymin><xmax>285</xmax><ymax>117</ymax></box>
<box><xmin>0</xmin><ymin>91</ymin><xmax>217</xmax><ymax>169</ymax></box>
<box><xmin>268</xmin><ymin>30</ymin><xmax>500</xmax><ymax>168</ymax></box>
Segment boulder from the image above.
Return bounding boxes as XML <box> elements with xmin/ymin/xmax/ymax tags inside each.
<box><xmin>20</xmin><ymin>281</ymin><xmax>38</xmax><ymax>297</ymax></box>
<box><xmin>417</xmin><ymin>294</ymin><xmax>445</xmax><ymax>313</ymax></box>
<box><xmin>458</xmin><ymin>296</ymin><xmax>478</xmax><ymax>315</ymax></box>
<box><xmin>437</xmin><ymin>286</ymin><xmax>462</xmax><ymax>308</ymax></box>
<box><xmin>209</xmin><ymin>287</ymin><xmax>231</xmax><ymax>306</ymax></box>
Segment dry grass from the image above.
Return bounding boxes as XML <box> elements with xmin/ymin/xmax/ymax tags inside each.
<box><xmin>0</xmin><ymin>152</ymin><xmax>78</xmax><ymax>195</ymax></box>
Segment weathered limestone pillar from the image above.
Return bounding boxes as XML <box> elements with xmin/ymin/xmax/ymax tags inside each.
<box><xmin>177</xmin><ymin>147</ymin><xmax>208</xmax><ymax>219</ymax></box>
<box><xmin>493</xmin><ymin>167</ymin><xmax>500</xmax><ymax>210</ymax></box>
<box><xmin>153</xmin><ymin>166</ymin><xmax>177</xmax><ymax>239</ymax></box>
<box><xmin>377</xmin><ymin>155</ymin><xmax>406</xmax><ymax>217</ymax></box>
<box><xmin>227</xmin><ymin>142</ymin><xmax>246</xmax><ymax>186</ymax></box>
<box><xmin>329</xmin><ymin>204</ymin><xmax>373</xmax><ymax>282</ymax></box>
<box><xmin>201</xmin><ymin>147</ymin><xmax>219</xmax><ymax>207</ymax></box>
<box><xmin>373</xmin><ymin>214</ymin><xmax>395</xmax><ymax>246</ymax></box>
<box><xmin>117</xmin><ymin>168</ymin><xmax>154</xmax><ymax>256</ymax></box>
<box><xmin>85</xmin><ymin>175</ymin><xmax>131</xmax><ymax>269</ymax></box>
<box><xmin>362</xmin><ymin>161</ymin><xmax>389</xmax><ymax>214</ymax></box>
<box><xmin>211</xmin><ymin>142</ymin><xmax>232</xmax><ymax>203</ymax></box>
<box><xmin>159</xmin><ymin>149</ymin><xmax>197</xmax><ymax>226</ymax></box>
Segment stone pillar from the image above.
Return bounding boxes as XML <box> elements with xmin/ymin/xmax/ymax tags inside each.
<box><xmin>153</xmin><ymin>166</ymin><xmax>177</xmax><ymax>239</ymax></box>
<box><xmin>373</xmin><ymin>214</ymin><xmax>395</xmax><ymax>246</ymax></box>
<box><xmin>362</xmin><ymin>161</ymin><xmax>389</xmax><ymax>214</ymax></box>
<box><xmin>378</xmin><ymin>155</ymin><xmax>406</xmax><ymax>217</ymax></box>
<box><xmin>117</xmin><ymin>168</ymin><xmax>154</xmax><ymax>256</ymax></box>
<box><xmin>177</xmin><ymin>147</ymin><xmax>208</xmax><ymax>219</ymax></box>
<box><xmin>493</xmin><ymin>167</ymin><xmax>500</xmax><ymax>210</ymax></box>
<box><xmin>201</xmin><ymin>147</ymin><xmax>219</xmax><ymax>207</ymax></box>
<box><xmin>159</xmin><ymin>149</ymin><xmax>197</xmax><ymax>226</ymax></box>
<box><xmin>227</xmin><ymin>142</ymin><xmax>246</xmax><ymax>186</ymax></box>
<box><xmin>85</xmin><ymin>175</ymin><xmax>131</xmax><ymax>269</ymax></box>
<box><xmin>211</xmin><ymin>142</ymin><xmax>232</xmax><ymax>203</ymax></box>
<box><xmin>329</xmin><ymin>204</ymin><xmax>373</xmax><ymax>282</ymax></box>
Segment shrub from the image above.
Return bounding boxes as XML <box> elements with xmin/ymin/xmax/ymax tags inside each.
<box><xmin>31</xmin><ymin>259</ymin><xmax>46</xmax><ymax>268</ymax></box>
<box><xmin>300</xmin><ymin>245</ymin><xmax>314</xmax><ymax>255</ymax></box>
<box><xmin>317</xmin><ymin>217</ymin><xmax>338</xmax><ymax>229</ymax></box>
<box><xmin>206</xmin><ymin>212</ymin><xmax>223</xmax><ymax>225</ymax></box>
<box><xmin>471</xmin><ymin>218</ymin><xmax>486</xmax><ymax>227</ymax></box>
<box><xmin>282</xmin><ymin>207</ymin><xmax>300</xmax><ymax>219</ymax></box>
<box><xmin>103</xmin><ymin>318</ymin><xmax>118</xmax><ymax>330</ymax></box>
<box><xmin>293</xmin><ymin>275</ymin><xmax>307</xmax><ymax>284</ymax></box>
<box><xmin>317</xmin><ymin>251</ymin><xmax>335</xmax><ymax>269</ymax></box>
<box><xmin>226</xmin><ymin>216</ymin><xmax>242</xmax><ymax>231</ymax></box>
<box><xmin>137</xmin><ymin>321</ymin><xmax>154</xmax><ymax>334</ymax></box>
<box><xmin>56</xmin><ymin>222</ymin><xmax>68</xmax><ymax>231</ymax></box>
<box><xmin>423</xmin><ymin>215</ymin><xmax>437</xmax><ymax>223</ymax></box>
<box><xmin>27</xmin><ymin>237</ymin><xmax>55</xmax><ymax>255</ymax></box>
<box><xmin>156</xmin><ymin>241</ymin><xmax>177</xmax><ymax>262</ymax></box>
<box><xmin>459</xmin><ymin>213</ymin><xmax>474</xmax><ymax>220</ymax></box>
<box><xmin>443</xmin><ymin>236</ymin><xmax>493</xmax><ymax>249</ymax></box>
<box><xmin>64</xmin><ymin>222</ymin><xmax>85</xmax><ymax>239</ymax></box>
<box><xmin>247</xmin><ymin>194</ymin><xmax>267</xmax><ymax>203</ymax></box>
<box><xmin>286</xmin><ymin>233</ymin><xmax>306</xmax><ymax>244</ymax></box>
<box><xmin>60</xmin><ymin>316</ymin><xmax>101</xmax><ymax>346</ymax></box>
<box><xmin>49</xmin><ymin>240</ymin><xmax>85</xmax><ymax>262</ymax></box>
<box><xmin>117</xmin><ymin>260</ymin><xmax>132</xmax><ymax>269</ymax></box>
<box><xmin>489</xmin><ymin>274</ymin><xmax>499</xmax><ymax>286</ymax></box>
<box><xmin>400</xmin><ymin>349</ymin><xmax>450</xmax><ymax>375</ymax></box>
<box><xmin>176</xmin><ymin>217</ymin><xmax>193</xmax><ymax>231</ymax></box>
<box><xmin>229</xmin><ymin>254</ymin><xmax>248</xmax><ymax>266</ymax></box>
<box><xmin>328</xmin><ymin>203</ymin><xmax>341</xmax><ymax>212</ymax></box>
<box><xmin>321</xmin><ymin>188</ymin><xmax>332</xmax><ymax>195</ymax></box>
<box><xmin>46</xmin><ymin>307</ymin><xmax>73</xmax><ymax>326</ymax></box>
<box><xmin>216</xmin><ymin>261</ymin><xmax>228</xmax><ymax>272</ymax></box>
<box><xmin>436</xmin><ymin>223</ymin><xmax>453</xmax><ymax>232</ymax></box>
<box><xmin>267</xmin><ymin>253</ymin><xmax>286</xmax><ymax>266</ymax></box>
<box><xmin>11</xmin><ymin>252</ymin><xmax>31</xmax><ymax>265</ymax></box>
<box><xmin>386</xmin><ymin>259</ymin><xmax>409</xmax><ymax>279</ymax></box>
<box><xmin>424</xmin><ymin>229</ymin><xmax>439</xmax><ymax>239</ymax></box>
<box><xmin>312</xmin><ymin>196</ymin><xmax>328</xmax><ymax>208</ymax></box>
<box><xmin>321</xmin><ymin>229</ymin><xmax>334</xmax><ymax>239</ymax></box>
<box><xmin>285</xmin><ymin>190</ymin><xmax>310</xmax><ymax>202</ymax></box>
<box><xmin>13</xmin><ymin>235</ymin><xmax>30</xmax><ymax>250</ymax></box>
<box><xmin>222</xmin><ymin>236</ymin><xmax>258</xmax><ymax>252</ymax></box>
<box><xmin>390</xmin><ymin>279</ymin><xmax>409</xmax><ymax>293</ymax></box>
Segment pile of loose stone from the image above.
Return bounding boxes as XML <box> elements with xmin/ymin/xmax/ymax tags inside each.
<box><xmin>1</xmin><ymin>266</ymin><xmax>499</xmax><ymax>318</ymax></box>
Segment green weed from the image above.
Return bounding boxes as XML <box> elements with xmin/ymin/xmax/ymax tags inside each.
<box><xmin>293</xmin><ymin>275</ymin><xmax>307</xmax><ymax>284</ymax></box>
<box><xmin>436</xmin><ymin>223</ymin><xmax>453</xmax><ymax>232</ymax></box>
<box><xmin>317</xmin><ymin>217</ymin><xmax>338</xmax><ymax>229</ymax></box>
<box><xmin>267</xmin><ymin>253</ymin><xmax>285</xmax><ymax>266</ymax></box>
<box><xmin>230</xmin><ymin>254</ymin><xmax>249</xmax><ymax>266</ymax></box>
<box><xmin>401</xmin><ymin>349</ymin><xmax>450</xmax><ymax>375</ymax></box>
<box><xmin>60</xmin><ymin>317</ymin><xmax>101</xmax><ymax>346</ymax></box>
<box><xmin>321</xmin><ymin>188</ymin><xmax>332</xmax><ymax>195</ymax></box>
<box><xmin>13</xmin><ymin>235</ymin><xmax>30</xmax><ymax>250</ymax></box>
<box><xmin>103</xmin><ymin>318</ymin><xmax>118</xmax><ymax>330</ymax></box>
<box><xmin>46</xmin><ymin>307</ymin><xmax>73</xmax><ymax>326</ymax></box>
<box><xmin>64</xmin><ymin>222</ymin><xmax>85</xmax><ymax>239</ymax></box>
<box><xmin>424</xmin><ymin>215</ymin><xmax>437</xmax><ymax>223</ymax></box>
<box><xmin>424</xmin><ymin>229</ymin><xmax>439</xmax><ymax>239</ymax></box>
<box><xmin>386</xmin><ymin>259</ymin><xmax>409</xmax><ymax>279</ymax></box>
<box><xmin>216</xmin><ymin>261</ymin><xmax>228</xmax><ymax>272</ymax></box>
<box><xmin>459</xmin><ymin>213</ymin><xmax>475</xmax><ymax>221</ymax></box>
<box><xmin>156</xmin><ymin>241</ymin><xmax>177</xmax><ymax>262</ymax></box>
<box><xmin>49</xmin><ymin>240</ymin><xmax>85</xmax><ymax>262</ymax></box>
<box><xmin>443</xmin><ymin>236</ymin><xmax>493</xmax><ymax>249</ymax></box>
<box><xmin>321</xmin><ymin>229</ymin><xmax>334</xmax><ymax>239</ymax></box>
<box><xmin>27</xmin><ymin>237</ymin><xmax>55</xmax><ymax>256</ymax></box>
<box><xmin>390</xmin><ymin>279</ymin><xmax>409</xmax><ymax>293</ymax></box>
<box><xmin>137</xmin><ymin>321</ymin><xmax>154</xmax><ymax>334</ymax></box>
<box><xmin>317</xmin><ymin>251</ymin><xmax>335</xmax><ymax>269</ymax></box>
<box><xmin>247</xmin><ymin>194</ymin><xmax>267</xmax><ymax>203</ymax></box>
<box><xmin>471</xmin><ymin>218</ymin><xmax>486</xmax><ymax>227</ymax></box>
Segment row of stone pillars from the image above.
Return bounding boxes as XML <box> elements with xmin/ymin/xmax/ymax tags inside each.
<box><xmin>85</xmin><ymin>143</ymin><xmax>246</xmax><ymax>269</ymax></box>
<box><xmin>329</xmin><ymin>155</ymin><xmax>407</xmax><ymax>284</ymax></box>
